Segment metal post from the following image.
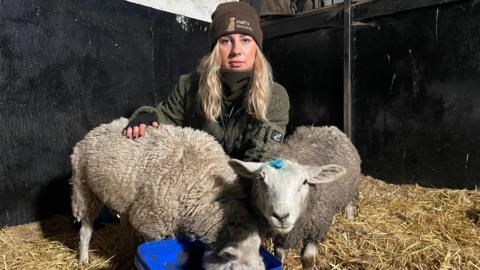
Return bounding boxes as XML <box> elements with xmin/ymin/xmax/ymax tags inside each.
<box><xmin>343</xmin><ymin>0</ymin><xmax>352</xmax><ymax>138</ymax></box>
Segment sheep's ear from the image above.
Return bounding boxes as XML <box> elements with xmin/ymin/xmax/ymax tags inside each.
<box><xmin>306</xmin><ymin>164</ymin><xmax>346</xmax><ymax>185</ymax></box>
<box><xmin>229</xmin><ymin>159</ymin><xmax>264</xmax><ymax>179</ymax></box>
<box><xmin>218</xmin><ymin>246</ymin><xmax>239</xmax><ymax>261</ymax></box>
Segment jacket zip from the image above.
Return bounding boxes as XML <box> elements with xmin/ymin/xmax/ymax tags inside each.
<box><xmin>220</xmin><ymin>105</ymin><xmax>235</xmax><ymax>149</ymax></box>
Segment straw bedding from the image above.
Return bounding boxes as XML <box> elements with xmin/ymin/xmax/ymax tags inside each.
<box><xmin>1</xmin><ymin>175</ymin><xmax>479</xmax><ymax>270</ymax></box>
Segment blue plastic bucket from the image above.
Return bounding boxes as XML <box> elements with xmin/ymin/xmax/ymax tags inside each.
<box><xmin>135</xmin><ymin>239</ymin><xmax>282</xmax><ymax>270</ymax></box>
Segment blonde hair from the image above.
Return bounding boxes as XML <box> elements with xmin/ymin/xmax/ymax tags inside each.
<box><xmin>197</xmin><ymin>42</ymin><xmax>272</xmax><ymax>122</ymax></box>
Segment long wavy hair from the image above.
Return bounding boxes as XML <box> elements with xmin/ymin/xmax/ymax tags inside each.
<box><xmin>197</xmin><ymin>42</ymin><xmax>273</xmax><ymax>122</ymax></box>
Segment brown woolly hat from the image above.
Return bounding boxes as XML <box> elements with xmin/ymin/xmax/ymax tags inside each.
<box><xmin>209</xmin><ymin>1</ymin><xmax>263</xmax><ymax>50</ymax></box>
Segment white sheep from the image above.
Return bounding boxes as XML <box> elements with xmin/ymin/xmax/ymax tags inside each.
<box><xmin>230</xmin><ymin>126</ymin><xmax>361</xmax><ymax>270</ymax></box>
<box><xmin>70</xmin><ymin>118</ymin><xmax>265</xmax><ymax>270</ymax></box>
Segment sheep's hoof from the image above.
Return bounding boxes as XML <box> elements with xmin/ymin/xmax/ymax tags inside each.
<box><xmin>301</xmin><ymin>256</ymin><xmax>315</xmax><ymax>270</ymax></box>
<box><xmin>301</xmin><ymin>243</ymin><xmax>316</xmax><ymax>270</ymax></box>
<box><xmin>345</xmin><ymin>202</ymin><xmax>355</xmax><ymax>220</ymax></box>
<box><xmin>274</xmin><ymin>247</ymin><xmax>286</xmax><ymax>263</ymax></box>
<box><xmin>78</xmin><ymin>260</ymin><xmax>89</xmax><ymax>269</ymax></box>
<box><xmin>79</xmin><ymin>255</ymin><xmax>89</xmax><ymax>266</ymax></box>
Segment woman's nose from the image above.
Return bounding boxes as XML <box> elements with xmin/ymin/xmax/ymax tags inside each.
<box><xmin>230</xmin><ymin>41</ymin><xmax>242</xmax><ymax>55</ymax></box>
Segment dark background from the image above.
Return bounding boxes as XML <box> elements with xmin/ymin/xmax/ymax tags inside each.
<box><xmin>263</xmin><ymin>0</ymin><xmax>479</xmax><ymax>189</ymax></box>
<box><xmin>0</xmin><ymin>0</ymin><xmax>209</xmax><ymax>226</ymax></box>
<box><xmin>1</xmin><ymin>0</ymin><xmax>479</xmax><ymax>227</ymax></box>
<box><xmin>264</xmin><ymin>27</ymin><xmax>344</xmax><ymax>135</ymax></box>
<box><xmin>351</xmin><ymin>0</ymin><xmax>480</xmax><ymax>188</ymax></box>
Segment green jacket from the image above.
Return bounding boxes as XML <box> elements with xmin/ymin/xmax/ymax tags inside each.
<box><xmin>130</xmin><ymin>72</ymin><xmax>290</xmax><ymax>161</ymax></box>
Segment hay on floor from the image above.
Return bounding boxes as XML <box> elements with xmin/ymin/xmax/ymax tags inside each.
<box><xmin>1</xmin><ymin>176</ymin><xmax>479</xmax><ymax>269</ymax></box>
<box><xmin>315</xmin><ymin>176</ymin><xmax>480</xmax><ymax>270</ymax></box>
<box><xmin>0</xmin><ymin>216</ymin><xmax>133</xmax><ymax>269</ymax></box>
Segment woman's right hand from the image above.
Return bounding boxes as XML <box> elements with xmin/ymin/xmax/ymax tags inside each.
<box><xmin>123</xmin><ymin>112</ymin><xmax>159</xmax><ymax>139</ymax></box>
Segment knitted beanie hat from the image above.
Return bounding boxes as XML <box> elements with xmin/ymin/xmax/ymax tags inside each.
<box><xmin>209</xmin><ymin>2</ymin><xmax>263</xmax><ymax>50</ymax></box>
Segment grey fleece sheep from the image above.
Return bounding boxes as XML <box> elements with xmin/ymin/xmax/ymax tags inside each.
<box><xmin>70</xmin><ymin>118</ymin><xmax>265</xmax><ymax>270</ymax></box>
<box><xmin>230</xmin><ymin>126</ymin><xmax>361</xmax><ymax>270</ymax></box>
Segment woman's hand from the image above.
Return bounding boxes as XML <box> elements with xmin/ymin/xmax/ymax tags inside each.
<box><xmin>123</xmin><ymin>112</ymin><xmax>159</xmax><ymax>139</ymax></box>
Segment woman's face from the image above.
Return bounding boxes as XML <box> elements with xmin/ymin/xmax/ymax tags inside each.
<box><xmin>218</xmin><ymin>33</ymin><xmax>257</xmax><ymax>71</ymax></box>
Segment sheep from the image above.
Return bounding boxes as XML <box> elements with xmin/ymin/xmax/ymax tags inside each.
<box><xmin>230</xmin><ymin>126</ymin><xmax>361</xmax><ymax>270</ymax></box>
<box><xmin>70</xmin><ymin>117</ymin><xmax>265</xmax><ymax>270</ymax></box>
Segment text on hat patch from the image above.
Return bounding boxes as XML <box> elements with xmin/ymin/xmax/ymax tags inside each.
<box><xmin>225</xmin><ymin>17</ymin><xmax>253</xmax><ymax>32</ymax></box>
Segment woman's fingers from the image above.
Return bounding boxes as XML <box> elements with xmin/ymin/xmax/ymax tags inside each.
<box><xmin>132</xmin><ymin>126</ymin><xmax>140</xmax><ymax>138</ymax></box>
<box><xmin>123</xmin><ymin>123</ymin><xmax>156</xmax><ymax>139</ymax></box>
<box><xmin>139</xmin><ymin>124</ymin><xmax>147</xmax><ymax>137</ymax></box>
<box><xmin>123</xmin><ymin>127</ymin><xmax>133</xmax><ymax>139</ymax></box>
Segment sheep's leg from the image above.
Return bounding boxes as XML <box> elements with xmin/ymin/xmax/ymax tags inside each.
<box><xmin>79</xmin><ymin>199</ymin><xmax>102</xmax><ymax>264</ymax></box>
<box><xmin>72</xmin><ymin>181</ymin><xmax>102</xmax><ymax>264</ymax></box>
<box><xmin>345</xmin><ymin>201</ymin><xmax>354</xmax><ymax>220</ymax></box>
<box><xmin>274</xmin><ymin>246</ymin><xmax>286</xmax><ymax>264</ymax></box>
<box><xmin>301</xmin><ymin>242</ymin><xmax>317</xmax><ymax>270</ymax></box>
<box><xmin>119</xmin><ymin>214</ymin><xmax>138</xmax><ymax>252</ymax></box>
<box><xmin>79</xmin><ymin>218</ymin><xmax>94</xmax><ymax>263</ymax></box>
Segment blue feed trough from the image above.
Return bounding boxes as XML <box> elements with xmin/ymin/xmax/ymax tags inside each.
<box><xmin>135</xmin><ymin>239</ymin><xmax>282</xmax><ymax>270</ymax></box>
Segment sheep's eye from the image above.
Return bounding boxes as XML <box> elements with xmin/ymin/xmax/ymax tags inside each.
<box><xmin>302</xmin><ymin>179</ymin><xmax>308</xmax><ymax>185</ymax></box>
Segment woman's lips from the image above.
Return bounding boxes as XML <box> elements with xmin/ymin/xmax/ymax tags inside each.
<box><xmin>229</xmin><ymin>60</ymin><xmax>244</xmax><ymax>68</ymax></box>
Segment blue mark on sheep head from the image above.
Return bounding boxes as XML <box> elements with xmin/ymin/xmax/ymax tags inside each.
<box><xmin>267</xmin><ymin>159</ymin><xmax>284</xmax><ymax>170</ymax></box>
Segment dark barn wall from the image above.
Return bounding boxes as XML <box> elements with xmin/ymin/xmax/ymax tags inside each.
<box><xmin>262</xmin><ymin>8</ymin><xmax>345</xmax><ymax>134</ymax></box>
<box><xmin>0</xmin><ymin>0</ymin><xmax>208</xmax><ymax>226</ymax></box>
<box><xmin>262</xmin><ymin>0</ymin><xmax>479</xmax><ymax>189</ymax></box>
<box><xmin>351</xmin><ymin>0</ymin><xmax>480</xmax><ymax>188</ymax></box>
<box><xmin>264</xmin><ymin>28</ymin><xmax>344</xmax><ymax>134</ymax></box>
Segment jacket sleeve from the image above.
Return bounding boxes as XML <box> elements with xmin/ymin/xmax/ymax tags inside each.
<box><xmin>243</xmin><ymin>83</ymin><xmax>290</xmax><ymax>162</ymax></box>
<box><xmin>129</xmin><ymin>74</ymin><xmax>191</xmax><ymax>126</ymax></box>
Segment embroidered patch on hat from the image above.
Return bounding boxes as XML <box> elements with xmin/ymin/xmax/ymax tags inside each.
<box><xmin>270</xmin><ymin>130</ymin><xmax>284</xmax><ymax>143</ymax></box>
<box><xmin>226</xmin><ymin>17</ymin><xmax>236</xmax><ymax>32</ymax></box>
<box><xmin>267</xmin><ymin>159</ymin><xmax>284</xmax><ymax>169</ymax></box>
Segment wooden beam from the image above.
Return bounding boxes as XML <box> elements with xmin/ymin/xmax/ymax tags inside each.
<box><xmin>262</xmin><ymin>5</ymin><xmax>344</xmax><ymax>40</ymax></box>
<box><xmin>262</xmin><ymin>0</ymin><xmax>465</xmax><ymax>40</ymax></box>
<box><xmin>352</xmin><ymin>0</ymin><xmax>462</xmax><ymax>21</ymax></box>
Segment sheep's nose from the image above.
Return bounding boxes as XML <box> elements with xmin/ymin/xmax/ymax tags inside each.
<box><xmin>272</xmin><ymin>211</ymin><xmax>290</xmax><ymax>222</ymax></box>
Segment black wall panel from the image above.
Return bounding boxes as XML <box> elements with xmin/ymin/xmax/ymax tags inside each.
<box><xmin>264</xmin><ymin>28</ymin><xmax>344</xmax><ymax>134</ymax></box>
<box><xmin>351</xmin><ymin>0</ymin><xmax>480</xmax><ymax>188</ymax></box>
<box><xmin>262</xmin><ymin>0</ymin><xmax>479</xmax><ymax>189</ymax></box>
<box><xmin>0</xmin><ymin>0</ymin><xmax>208</xmax><ymax>226</ymax></box>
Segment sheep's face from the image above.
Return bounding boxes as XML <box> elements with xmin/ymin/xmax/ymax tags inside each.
<box><xmin>230</xmin><ymin>159</ymin><xmax>346</xmax><ymax>234</ymax></box>
<box><xmin>202</xmin><ymin>233</ymin><xmax>265</xmax><ymax>270</ymax></box>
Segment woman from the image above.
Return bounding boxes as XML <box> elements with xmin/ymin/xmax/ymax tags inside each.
<box><xmin>123</xmin><ymin>1</ymin><xmax>289</xmax><ymax>162</ymax></box>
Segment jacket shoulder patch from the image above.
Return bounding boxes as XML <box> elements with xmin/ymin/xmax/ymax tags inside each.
<box><xmin>270</xmin><ymin>130</ymin><xmax>284</xmax><ymax>143</ymax></box>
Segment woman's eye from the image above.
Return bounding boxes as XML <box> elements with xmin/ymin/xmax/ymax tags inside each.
<box><xmin>220</xmin><ymin>39</ymin><xmax>230</xmax><ymax>44</ymax></box>
<box><xmin>242</xmin><ymin>38</ymin><xmax>252</xmax><ymax>44</ymax></box>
